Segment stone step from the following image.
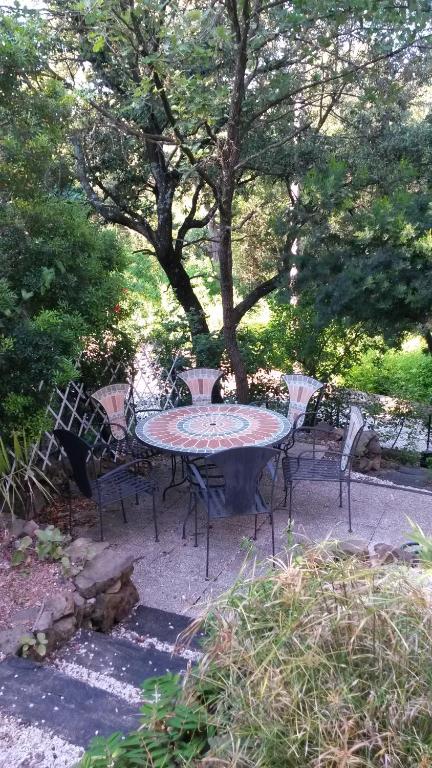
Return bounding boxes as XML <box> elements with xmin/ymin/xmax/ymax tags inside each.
<box><xmin>0</xmin><ymin>655</ymin><xmax>139</xmax><ymax>749</ymax></box>
<box><xmin>0</xmin><ymin>604</ymin><xmax>205</xmax><ymax>765</ymax></box>
<box><xmin>122</xmin><ymin>604</ymin><xmax>206</xmax><ymax>649</ymax></box>
<box><xmin>54</xmin><ymin>627</ymin><xmax>188</xmax><ymax>688</ymax></box>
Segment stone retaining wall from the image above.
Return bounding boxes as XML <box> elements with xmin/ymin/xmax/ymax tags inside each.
<box><xmin>0</xmin><ymin>534</ymin><xmax>139</xmax><ymax>659</ymax></box>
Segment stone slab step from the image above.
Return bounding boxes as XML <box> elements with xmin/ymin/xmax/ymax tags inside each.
<box><xmin>0</xmin><ymin>655</ymin><xmax>139</xmax><ymax>749</ymax></box>
<box><xmin>123</xmin><ymin>605</ymin><xmax>206</xmax><ymax>649</ymax></box>
<box><xmin>55</xmin><ymin>628</ymin><xmax>187</xmax><ymax>687</ymax></box>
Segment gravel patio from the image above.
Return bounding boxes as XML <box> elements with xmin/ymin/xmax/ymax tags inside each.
<box><xmin>74</xmin><ymin>447</ymin><xmax>432</xmax><ymax>617</ymax></box>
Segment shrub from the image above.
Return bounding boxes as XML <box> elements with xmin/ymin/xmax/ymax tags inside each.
<box><xmin>81</xmin><ymin>546</ymin><xmax>432</xmax><ymax>767</ymax></box>
<box><xmin>194</xmin><ymin>549</ymin><xmax>432</xmax><ymax>766</ymax></box>
<box><xmin>344</xmin><ymin>348</ymin><xmax>432</xmax><ymax>404</ymax></box>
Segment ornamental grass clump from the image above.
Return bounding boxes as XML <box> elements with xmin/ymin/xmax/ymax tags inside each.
<box><xmin>190</xmin><ymin>548</ymin><xmax>432</xmax><ymax>767</ymax></box>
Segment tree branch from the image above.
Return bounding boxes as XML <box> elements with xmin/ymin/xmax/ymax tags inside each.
<box><xmin>72</xmin><ymin>136</ymin><xmax>156</xmax><ymax>246</ymax></box>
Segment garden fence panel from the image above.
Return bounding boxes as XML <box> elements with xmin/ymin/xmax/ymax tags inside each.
<box><xmin>1</xmin><ymin>344</ymin><xmax>181</xmax><ymax>498</ymax></box>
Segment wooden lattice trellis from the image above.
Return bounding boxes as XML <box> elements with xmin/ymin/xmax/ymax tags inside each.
<box><xmin>0</xmin><ymin>345</ymin><xmax>182</xmax><ymax>504</ymax></box>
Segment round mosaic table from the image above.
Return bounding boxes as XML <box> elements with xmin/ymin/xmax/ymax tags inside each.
<box><xmin>135</xmin><ymin>403</ymin><xmax>292</xmax><ymax>455</ymax></box>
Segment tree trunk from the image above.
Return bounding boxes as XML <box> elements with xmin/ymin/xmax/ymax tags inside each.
<box><xmin>155</xmin><ymin>245</ymin><xmax>210</xmax><ymax>342</ymax></box>
<box><xmin>219</xmin><ymin>207</ymin><xmax>249</xmax><ymax>402</ymax></box>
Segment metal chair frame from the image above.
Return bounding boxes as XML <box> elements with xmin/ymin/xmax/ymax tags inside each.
<box><xmin>183</xmin><ymin>447</ymin><xmax>280</xmax><ymax>578</ymax></box>
<box><xmin>54</xmin><ymin>428</ymin><xmax>159</xmax><ymax>542</ymax></box>
<box><xmin>91</xmin><ymin>383</ymin><xmax>162</xmax><ymax>462</ymax></box>
<box><xmin>282</xmin><ymin>406</ymin><xmax>365</xmax><ymax>532</ymax></box>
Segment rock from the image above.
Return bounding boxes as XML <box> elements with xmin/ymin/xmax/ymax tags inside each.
<box><xmin>50</xmin><ymin>615</ymin><xmax>77</xmax><ymax>647</ymax></box>
<box><xmin>33</xmin><ymin>610</ymin><xmax>53</xmax><ymax>634</ymax></box>
<box><xmin>334</xmin><ymin>539</ymin><xmax>370</xmax><ymax>559</ymax></box>
<box><xmin>10</xmin><ymin>518</ymin><xmax>26</xmax><ymax>539</ymax></box>
<box><xmin>22</xmin><ymin>520</ymin><xmax>39</xmax><ymax>537</ymax></box>
<box><xmin>91</xmin><ymin>581</ymin><xmax>139</xmax><ymax>632</ymax></box>
<box><xmin>73</xmin><ymin>592</ymin><xmax>85</xmax><ymax>608</ymax></box>
<box><xmin>74</xmin><ymin>551</ymin><xmax>135</xmax><ymax>598</ymax></box>
<box><xmin>353</xmin><ymin>430</ymin><xmax>381</xmax><ymax>472</ymax></box>
<box><xmin>0</xmin><ymin>627</ymin><xmax>27</xmax><ymax>657</ymax></box>
<box><xmin>64</xmin><ymin>537</ymin><xmax>109</xmax><ymax>564</ymax></box>
<box><xmin>373</xmin><ymin>542</ymin><xmax>415</xmax><ymax>565</ymax></box>
<box><xmin>106</xmin><ymin>578</ymin><xmax>122</xmax><ymax>594</ymax></box>
<box><xmin>45</xmin><ymin>592</ymin><xmax>75</xmax><ymax>622</ymax></box>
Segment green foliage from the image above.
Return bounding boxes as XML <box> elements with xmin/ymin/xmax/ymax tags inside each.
<box><xmin>297</xmin><ymin>116</ymin><xmax>432</xmax><ymax>343</ymax></box>
<box><xmin>20</xmin><ymin>632</ymin><xmax>48</xmax><ymax>659</ymax></box>
<box><xmin>344</xmin><ymin>348</ymin><xmax>432</xmax><ymax>403</ymax></box>
<box><xmin>11</xmin><ymin>525</ymin><xmax>70</xmax><ymax>570</ymax></box>
<box><xmin>0</xmin><ymin>431</ymin><xmax>54</xmax><ymax>517</ymax></box>
<box><xmin>81</xmin><ymin>673</ymin><xmax>211</xmax><ymax>768</ymax></box>
<box><xmin>11</xmin><ymin>535</ymin><xmax>33</xmax><ymax>566</ymax></box>
<box><xmin>191</xmin><ymin>546</ymin><xmax>432</xmax><ymax>767</ymax></box>
<box><xmin>0</xmin><ymin>17</ymin><xmax>136</xmax><ymax>439</ymax></box>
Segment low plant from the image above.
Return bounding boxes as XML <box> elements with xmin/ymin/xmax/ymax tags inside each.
<box><xmin>20</xmin><ymin>632</ymin><xmax>48</xmax><ymax>659</ymax></box>
<box><xmin>80</xmin><ymin>544</ymin><xmax>432</xmax><ymax>767</ymax></box>
<box><xmin>193</xmin><ymin>548</ymin><xmax>432</xmax><ymax>767</ymax></box>
<box><xmin>0</xmin><ymin>431</ymin><xmax>54</xmax><ymax>518</ymax></box>
<box><xmin>81</xmin><ymin>673</ymin><xmax>212</xmax><ymax>768</ymax></box>
<box><xmin>11</xmin><ymin>525</ymin><xmax>70</xmax><ymax>572</ymax></box>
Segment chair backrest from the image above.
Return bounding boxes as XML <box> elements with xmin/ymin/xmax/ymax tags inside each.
<box><xmin>207</xmin><ymin>446</ymin><xmax>279</xmax><ymax>519</ymax></box>
<box><xmin>340</xmin><ymin>406</ymin><xmax>365</xmax><ymax>472</ymax></box>
<box><xmin>54</xmin><ymin>429</ymin><xmax>93</xmax><ymax>498</ymax></box>
<box><xmin>91</xmin><ymin>383</ymin><xmax>131</xmax><ymax>440</ymax></box>
<box><xmin>176</xmin><ymin>368</ymin><xmax>222</xmax><ymax>405</ymax></box>
<box><xmin>282</xmin><ymin>374</ymin><xmax>324</xmax><ymax>426</ymax></box>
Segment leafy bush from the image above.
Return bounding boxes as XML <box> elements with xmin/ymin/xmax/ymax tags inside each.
<box><xmin>344</xmin><ymin>348</ymin><xmax>432</xmax><ymax>403</ymax></box>
<box><xmin>81</xmin><ymin>673</ymin><xmax>212</xmax><ymax>768</ymax></box>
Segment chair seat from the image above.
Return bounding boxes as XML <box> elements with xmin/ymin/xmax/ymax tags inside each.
<box><xmin>92</xmin><ymin>468</ymin><xmax>157</xmax><ymax>505</ymax></box>
<box><xmin>282</xmin><ymin>455</ymin><xmax>342</xmax><ymax>482</ymax></box>
<box><xmin>111</xmin><ymin>436</ymin><xmax>160</xmax><ymax>460</ymax></box>
<box><xmin>193</xmin><ymin>485</ymin><xmax>268</xmax><ymax>519</ymax></box>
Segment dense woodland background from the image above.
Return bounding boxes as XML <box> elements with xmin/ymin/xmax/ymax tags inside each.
<box><xmin>1</xmin><ymin>0</ymin><xmax>432</xmax><ymax>439</ymax></box>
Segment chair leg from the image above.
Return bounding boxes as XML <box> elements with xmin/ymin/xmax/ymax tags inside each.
<box><xmin>283</xmin><ymin>478</ymin><xmax>288</xmax><ymax>507</ymax></box>
<box><xmin>99</xmin><ymin>504</ymin><xmax>104</xmax><ymax>542</ymax></box>
<box><xmin>270</xmin><ymin>511</ymin><xmax>275</xmax><ymax>558</ymax></box>
<box><xmin>152</xmin><ymin>493</ymin><xmax>159</xmax><ymax>542</ymax></box>
<box><xmin>347</xmin><ymin>481</ymin><xmax>352</xmax><ymax>532</ymax></box>
<box><xmin>120</xmin><ymin>499</ymin><xmax>127</xmax><ymax>523</ymax></box>
<box><xmin>194</xmin><ymin>497</ymin><xmax>198</xmax><ymax>547</ymax></box>
<box><xmin>253</xmin><ymin>514</ymin><xmax>258</xmax><ymax>540</ymax></box>
<box><xmin>288</xmin><ymin>483</ymin><xmax>293</xmax><ymax>524</ymax></box>
<box><xmin>339</xmin><ymin>481</ymin><xmax>343</xmax><ymax>508</ymax></box>
<box><xmin>136</xmin><ymin>493</ymin><xmax>139</xmax><ymax>506</ymax></box>
<box><xmin>68</xmin><ymin>493</ymin><xmax>73</xmax><ymax>537</ymax></box>
<box><xmin>182</xmin><ymin>493</ymin><xmax>193</xmax><ymax>540</ymax></box>
<box><xmin>205</xmin><ymin>518</ymin><xmax>210</xmax><ymax>580</ymax></box>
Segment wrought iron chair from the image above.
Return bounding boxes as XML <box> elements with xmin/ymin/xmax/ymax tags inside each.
<box><xmin>91</xmin><ymin>383</ymin><xmax>161</xmax><ymax>461</ymax></box>
<box><xmin>183</xmin><ymin>446</ymin><xmax>280</xmax><ymax>578</ymax></box>
<box><xmin>282</xmin><ymin>405</ymin><xmax>365</xmax><ymax>532</ymax></box>
<box><xmin>176</xmin><ymin>368</ymin><xmax>223</xmax><ymax>405</ymax></box>
<box><xmin>282</xmin><ymin>374</ymin><xmax>325</xmax><ymax>447</ymax></box>
<box><xmin>54</xmin><ymin>428</ymin><xmax>159</xmax><ymax>542</ymax></box>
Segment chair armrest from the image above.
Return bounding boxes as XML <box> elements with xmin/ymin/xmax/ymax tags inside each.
<box><xmin>98</xmin><ymin>458</ymin><xmax>152</xmax><ymax>481</ymax></box>
<box><xmin>185</xmin><ymin>460</ymin><xmax>208</xmax><ymax>491</ymax></box>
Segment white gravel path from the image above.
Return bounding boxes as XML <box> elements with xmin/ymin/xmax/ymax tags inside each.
<box><xmin>49</xmin><ymin>659</ymin><xmax>142</xmax><ymax>705</ymax></box>
<box><xmin>0</xmin><ymin>713</ymin><xmax>83</xmax><ymax>768</ymax></box>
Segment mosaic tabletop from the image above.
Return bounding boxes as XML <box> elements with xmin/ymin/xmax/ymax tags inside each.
<box><xmin>135</xmin><ymin>403</ymin><xmax>292</xmax><ymax>455</ymax></box>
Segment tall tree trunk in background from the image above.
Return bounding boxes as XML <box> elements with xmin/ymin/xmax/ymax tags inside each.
<box><xmin>424</xmin><ymin>329</ymin><xmax>432</xmax><ymax>355</ymax></box>
<box><xmin>217</xmin><ymin>0</ymin><xmax>250</xmax><ymax>404</ymax></box>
